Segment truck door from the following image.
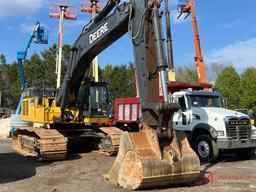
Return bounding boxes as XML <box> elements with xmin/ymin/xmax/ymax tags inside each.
<box><xmin>173</xmin><ymin>95</ymin><xmax>190</xmax><ymax>130</ymax></box>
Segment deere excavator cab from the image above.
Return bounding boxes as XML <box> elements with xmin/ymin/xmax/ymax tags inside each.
<box><xmin>77</xmin><ymin>79</ymin><xmax>109</xmax><ymax>121</ymax></box>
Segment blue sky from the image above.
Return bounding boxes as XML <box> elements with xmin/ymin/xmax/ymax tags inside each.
<box><xmin>0</xmin><ymin>0</ymin><xmax>256</xmax><ymax>71</ymax></box>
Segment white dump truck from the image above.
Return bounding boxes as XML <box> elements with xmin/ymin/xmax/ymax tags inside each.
<box><xmin>171</xmin><ymin>83</ymin><xmax>256</xmax><ymax>162</ymax></box>
<box><xmin>113</xmin><ymin>82</ymin><xmax>256</xmax><ymax>163</ymax></box>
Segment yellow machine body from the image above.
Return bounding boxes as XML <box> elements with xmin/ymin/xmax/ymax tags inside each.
<box><xmin>20</xmin><ymin>88</ymin><xmax>109</xmax><ymax>125</ymax></box>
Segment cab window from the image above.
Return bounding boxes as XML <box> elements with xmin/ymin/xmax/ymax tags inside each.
<box><xmin>178</xmin><ymin>96</ymin><xmax>186</xmax><ymax>111</ymax></box>
<box><xmin>38</xmin><ymin>97</ymin><xmax>43</xmax><ymax>105</ymax></box>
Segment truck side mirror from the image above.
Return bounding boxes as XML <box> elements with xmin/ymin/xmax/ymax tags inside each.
<box><xmin>221</xmin><ymin>97</ymin><xmax>227</xmax><ymax>108</ymax></box>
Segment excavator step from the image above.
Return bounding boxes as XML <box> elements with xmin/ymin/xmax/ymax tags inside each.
<box><xmin>12</xmin><ymin>127</ymin><xmax>67</xmax><ymax>161</ymax></box>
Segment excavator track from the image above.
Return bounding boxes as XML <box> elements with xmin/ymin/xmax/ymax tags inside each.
<box><xmin>12</xmin><ymin>127</ymin><xmax>67</xmax><ymax>161</ymax></box>
<box><xmin>98</xmin><ymin>127</ymin><xmax>124</xmax><ymax>156</ymax></box>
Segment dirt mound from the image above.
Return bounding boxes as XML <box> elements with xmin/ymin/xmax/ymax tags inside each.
<box><xmin>0</xmin><ymin>118</ymin><xmax>11</xmax><ymax>138</ymax></box>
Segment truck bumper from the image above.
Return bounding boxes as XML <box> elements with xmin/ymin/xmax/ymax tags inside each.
<box><xmin>217</xmin><ymin>138</ymin><xmax>256</xmax><ymax>149</ymax></box>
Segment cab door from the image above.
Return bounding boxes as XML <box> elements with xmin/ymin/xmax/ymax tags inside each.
<box><xmin>173</xmin><ymin>95</ymin><xmax>191</xmax><ymax>130</ymax></box>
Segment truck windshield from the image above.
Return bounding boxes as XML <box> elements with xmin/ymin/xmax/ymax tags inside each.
<box><xmin>187</xmin><ymin>95</ymin><xmax>223</xmax><ymax>108</ymax></box>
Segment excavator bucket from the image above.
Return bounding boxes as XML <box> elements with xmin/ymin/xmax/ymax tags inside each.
<box><xmin>105</xmin><ymin>125</ymin><xmax>200</xmax><ymax>190</ymax></box>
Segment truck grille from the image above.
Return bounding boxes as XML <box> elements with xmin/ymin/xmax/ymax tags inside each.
<box><xmin>225</xmin><ymin>117</ymin><xmax>251</xmax><ymax>140</ymax></box>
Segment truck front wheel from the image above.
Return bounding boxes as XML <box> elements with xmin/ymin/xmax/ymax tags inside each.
<box><xmin>194</xmin><ymin>135</ymin><xmax>219</xmax><ymax>163</ymax></box>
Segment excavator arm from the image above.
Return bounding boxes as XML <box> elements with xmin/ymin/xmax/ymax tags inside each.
<box><xmin>57</xmin><ymin>0</ymin><xmax>172</xmax><ymax>126</ymax></box>
<box><xmin>56</xmin><ymin>0</ymin><xmax>200</xmax><ymax>189</ymax></box>
<box><xmin>56</xmin><ymin>0</ymin><xmax>130</xmax><ymax>110</ymax></box>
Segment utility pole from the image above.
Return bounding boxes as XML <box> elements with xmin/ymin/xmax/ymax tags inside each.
<box><xmin>56</xmin><ymin>5</ymin><xmax>67</xmax><ymax>88</ymax></box>
<box><xmin>91</xmin><ymin>1</ymin><xmax>99</xmax><ymax>82</ymax></box>
<box><xmin>50</xmin><ymin>0</ymin><xmax>77</xmax><ymax>88</ymax></box>
<box><xmin>81</xmin><ymin>0</ymin><xmax>103</xmax><ymax>82</ymax></box>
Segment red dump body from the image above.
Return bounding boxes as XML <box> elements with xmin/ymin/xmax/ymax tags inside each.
<box><xmin>113</xmin><ymin>97</ymin><xmax>140</xmax><ymax>124</ymax></box>
<box><xmin>113</xmin><ymin>82</ymin><xmax>212</xmax><ymax>124</ymax></box>
<box><xmin>167</xmin><ymin>82</ymin><xmax>212</xmax><ymax>93</ymax></box>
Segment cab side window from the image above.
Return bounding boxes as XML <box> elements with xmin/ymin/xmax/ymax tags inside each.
<box><xmin>178</xmin><ymin>96</ymin><xmax>186</xmax><ymax>111</ymax></box>
<box><xmin>38</xmin><ymin>97</ymin><xmax>43</xmax><ymax>105</ymax></box>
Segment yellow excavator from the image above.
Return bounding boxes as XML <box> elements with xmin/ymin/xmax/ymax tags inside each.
<box><xmin>12</xmin><ymin>0</ymin><xmax>200</xmax><ymax>189</ymax></box>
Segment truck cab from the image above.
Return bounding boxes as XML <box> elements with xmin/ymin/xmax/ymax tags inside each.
<box><xmin>172</xmin><ymin>86</ymin><xmax>256</xmax><ymax>163</ymax></box>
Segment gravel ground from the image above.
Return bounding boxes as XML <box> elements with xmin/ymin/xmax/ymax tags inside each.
<box><xmin>0</xmin><ymin>139</ymin><xmax>256</xmax><ymax>192</ymax></box>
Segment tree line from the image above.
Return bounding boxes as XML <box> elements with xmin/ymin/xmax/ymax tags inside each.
<box><xmin>215</xmin><ymin>66</ymin><xmax>256</xmax><ymax>111</ymax></box>
<box><xmin>0</xmin><ymin>44</ymin><xmax>136</xmax><ymax>109</ymax></box>
<box><xmin>0</xmin><ymin>45</ymin><xmax>255</xmax><ymax>112</ymax></box>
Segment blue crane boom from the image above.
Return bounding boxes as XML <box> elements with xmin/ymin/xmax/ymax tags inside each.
<box><xmin>10</xmin><ymin>21</ymin><xmax>48</xmax><ymax>137</ymax></box>
<box><xmin>15</xmin><ymin>21</ymin><xmax>48</xmax><ymax>114</ymax></box>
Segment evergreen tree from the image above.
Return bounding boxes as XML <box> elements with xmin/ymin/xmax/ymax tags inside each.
<box><xmin>0</xmin><ymin>54</ymin><xmax>6</xmax><ymax>64</ymax></box>
<box><xmin>240</xmin><ymin>67</ymin><xmax>256</xmax><ymax>112</ymax></box>
<box><xmin>215</xmin><ymin>66</ymin><xmax>241</xmax><ymax>109</ymax></box>
<box><xmin>5</xmin><ymin>62</ymin><xmax>20</xmax><ymax>108</ymax></box>
<box><xmin>40</xmin><ymin>44</ymin><xmax>58</xmax><ymax>87</ymax></box>
<box><xmin>25</xmin><ymin>53</ymin><xmax>44</xmax><ymax>87</ymax></box>
<box><xmin>102</xmin><ymin>63</ymin><xmax>136</xmax><ymax>99</ymax></box>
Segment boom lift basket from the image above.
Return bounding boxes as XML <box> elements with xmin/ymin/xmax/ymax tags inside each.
<box><xmin>178</xmin><ymin>0</ymin><xmax>190</xmax><ymax>12</ymax></box>
<box><xmin>81</xmin><ymin>0</ymin><xmax>105</xmax><ymax>13</ymax></box>
<box><xmin>34</xmin><ymin>26</ymin><xmax>49</xmax><ymax>44</ymax></box>
<box><xmin>50</xmin><ymin>0</ymin><xmax>78</xmax><ymax>20</ymax></box>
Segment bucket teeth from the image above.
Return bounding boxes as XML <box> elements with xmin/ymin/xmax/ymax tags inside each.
<box><xmin>105</xmin><ymin>129</ymin><xmax>200</xmax><ymax>190</ymax></box>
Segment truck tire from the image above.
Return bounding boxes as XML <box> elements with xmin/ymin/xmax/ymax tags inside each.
<box><xmin>235</xmin><ymin>148</ymin><xmax>255</xmax><ymax>160</ymax></box>
<box><xmin>193</xmin><ymin>135</ymin><xmax>219</xmax><ymax>163</ymax></box>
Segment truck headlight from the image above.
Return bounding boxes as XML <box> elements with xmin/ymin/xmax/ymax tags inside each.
<box><xmin>252</xmin><ymin>129</ymin><xmax>256</xmax><ymax>137</ymax></box>
<box><xmin>217</xmin><ymin>131</ymin><xmax>224</xmax><ymax>137</ymax></box>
